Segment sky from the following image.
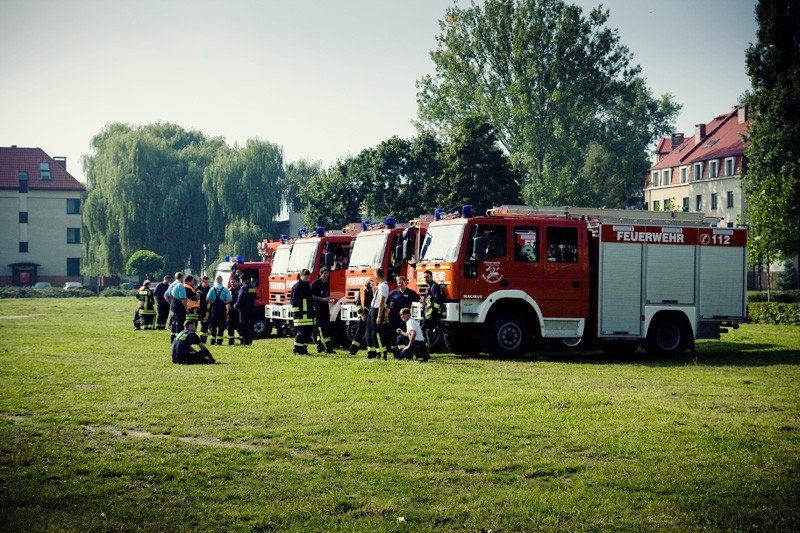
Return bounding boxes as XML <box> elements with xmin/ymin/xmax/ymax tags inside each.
<box><xmin>0</xmin><ymin>0</ymin><xmax>758</xmax><ymax>184</ymax></box>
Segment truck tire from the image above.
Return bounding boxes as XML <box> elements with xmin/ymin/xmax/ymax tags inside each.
<box><xmin>426</xmin><ymin>325</ymin><xmax>444</xmax><ymax>353</ymax></box>
<box><xmin>645</xmin><ymin>315</ymin><xmax>689</xmax><ymax>356</ymax></box>
<box><xmin>252</xmin><ymin>318</ymin><xmax>271</xmax><ymax>338</ymax></box>
<box><xmin>484</xmin><ymin>313</ymin><xmax>529</xmax><ymax>357</ymax></box>
<box><xmin>346</xmin><ymin>321</ymin><xmax>359</xmax><ymax>343</ymax></box>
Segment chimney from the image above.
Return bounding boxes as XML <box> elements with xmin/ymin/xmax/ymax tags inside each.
<box><xmin>54</xmin><ymin>156</ymin><xmax>67</xmax><ymax>170</ymax></box>
<box><xmin>671</xmin><ymin>133</ymin><xmax>684</xmax><ymax>150</ymax></box>
<box><xmin>738</xmin><ymin>105</ymin><xmax>748</xmax><ymax>123</ymax></box>
<box><xmin>695</xmin><ymin>123</ymin><xmax>706</xmax><ymax>144</ymax></box>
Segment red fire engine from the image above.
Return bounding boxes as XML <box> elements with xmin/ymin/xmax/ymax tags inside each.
<box><xmin>411</xmin><ymin>205</ymin><xmax>748</xmax><ymax>357</ymax></box>
<box><xmin>213</xmin><ymin>239</ymin><xmax>281</xmax><ymax>338</ymax></box>
<box><xmin>267</xmin><ymin>227</ymin><xmax>357</xmax><ymax>344</ymax></box>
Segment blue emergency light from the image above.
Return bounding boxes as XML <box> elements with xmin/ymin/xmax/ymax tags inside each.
<box><xmin>361</xmin><ymin>220</ymin><xmax>371</xmax><ymax>231</ymax></box>
<box><xmin>237</xmin><ymin>255</ymin><xmax>245</xmax><ymax>263</ymax></box>
<box><xmin>224</xmin><ymin>256</ymin><xmax>230</xmax><ymax>262</ymax></box>
<box><xmin>299</xmin><ymin>228</ymin><xmax>308</xmax><ymax>236</ymax></box>
<box><xmin>386</xmin><ymin>217</ymin><xmax>396</xmax><ymax>229</ymax></box>
<box><xmin>280</xmin><ymin>234</ymin><xmax>289</xmax><ymax>243</ymax></box>
<box><xmin>462</xmin><ymin>205</ymin><xmax>473</xmax><ymax>218</ymax></box>
<box><xmin>316</xmin><ymin>226</ymin><xmax>325</xmax><ymax>237</ymax></box>
<box><xmin>434</xmin><ymin>208</ymin><xmax>443</xmax><ymax>221</ymax></box>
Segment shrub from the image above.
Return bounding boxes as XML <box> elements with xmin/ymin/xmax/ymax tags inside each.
<box><xmin>747</xmin><ymin>302</ymin><xmax>800</xmax><ymax>325</ymax></box>
<box><xmin>747</xmin><ymin>290</ymin><xmax>800</xmax><ymax>303</ymax></box>
<box><xmin>0</xmin><ymin>287</ymin><xmax>95</xmax><ymax>299</ymax></box>
<box><xmin>99</xmin><ymin>287</ymin><xmax>137</xmax><ymax>297</ymax></box>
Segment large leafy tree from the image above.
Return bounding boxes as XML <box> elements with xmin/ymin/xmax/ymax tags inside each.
<box><xmin>283</xmin><ymin>160</ymin><xmax>322</xmax><ymax>213</ymax></box>
<box><xmin>416</xmin><ymin>0</ymin><xmax>679</xmax><ymax>207</ymax></box>
<box><xmin>82</xmin><ymin>123</ymin><xmax>222</xmax><ymax>276</ymax></box>
<box><xmin>299</xmin><ymin>164</ymin><xmax>363</xmax><ymax>230</ymax></box>
<box><xmin>743</xmin><ymin>0</ymin><xmax>800</xmax><ymax>270</ymax></box>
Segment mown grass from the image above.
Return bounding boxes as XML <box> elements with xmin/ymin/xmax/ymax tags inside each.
<box><xmin>1</xmin><ymin>298</ymin><xmax>798</xmax><ymax>532</ymax></box>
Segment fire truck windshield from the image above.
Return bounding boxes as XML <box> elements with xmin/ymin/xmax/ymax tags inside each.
<box><xmin>287</xmin><ymin>241</ymin><xmax>317</xmax><ymax>273</ymax></box>
<box><xmin>271</xmin><ymin>247</ymin><xmax>290</xmax><ymax>275</ymax></box>
<box><xmin>419</xmin><ymin>223</ymin><xmax>465</xmax><ymax>263</ymax></box>
<box><xmin>348</xmin><ymin>233</ymin><xmax>388</xmax><ymax>268</ymax></box>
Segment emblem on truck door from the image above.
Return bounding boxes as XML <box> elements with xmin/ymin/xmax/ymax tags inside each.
<box><xmin>482</xmin><ymin>261</ymin><xmax>503</xmax><ymax>283</ymax></box>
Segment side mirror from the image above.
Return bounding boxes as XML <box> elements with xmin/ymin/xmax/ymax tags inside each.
<box><xmin>395</xmin><ymin>244</ymin><xmax>404</xmax><ymax>262</ymax></box>
<box><xmin>473</xmin><ymin>235</ymin><xmax>486</xmax><ymax>261</ymax></box>
<box><xmin>324</xmin><ymin>251</ymin><xmax>335</xmax><ymax>268</ymax></box>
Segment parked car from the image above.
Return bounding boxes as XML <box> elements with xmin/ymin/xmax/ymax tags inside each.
<box><xmin>64</xmin><ymin>282</ymin><xmax>83</xmax><ymax>290</ymax></box>
<box><xmin>33</xmin><ymin>282</ymin><xmax>52</xmax><ymax>290</ymax></box>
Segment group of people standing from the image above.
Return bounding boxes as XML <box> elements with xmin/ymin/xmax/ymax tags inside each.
<box><xmin>134</xmin><ymin>272</ymin><xmax>258</xmax><ymax>364</ymax></box>
<box><xmin>290</xmin><ymin>266</ymin><xmax>442</xmax><ymax>362</ymax></box>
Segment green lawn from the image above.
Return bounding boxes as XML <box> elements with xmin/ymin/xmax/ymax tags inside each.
<box><xmin>1</xmin><ymin>298</ymin><xmax>798</xmax><ymax>532</ymax></box>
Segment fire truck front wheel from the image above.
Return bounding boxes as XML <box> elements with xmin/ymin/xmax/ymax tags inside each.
<box><xmin>485</xmin><ymin>313</ymin><xmax>530</xmax><ymax>356</ymax></box>
<box><xmin>645</xmin><ymin>314</ymin><xmax>690</xmax><ymax>356</ymax></box>
<box><xmin>252</xmin><ymin>318</ymin><xmax>272</xmax><ymax>338</ymax></box>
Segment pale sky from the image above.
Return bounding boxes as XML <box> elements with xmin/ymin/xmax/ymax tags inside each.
<box><xmin>0</xmin><ymin>0</ymin><xmax>758</xmax><ymax>184</ymax></box>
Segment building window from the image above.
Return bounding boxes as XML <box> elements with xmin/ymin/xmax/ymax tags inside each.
<box><xmin>653</xmin><ymin>200</ymin><xmax>661</xmax><ymax>211</ymax></box>
<box><xmin>725</xmin><ymin>157</ymin><xmax>735</xmax><ymax>176</ymax></box>
<box><xmin>662</xmin><ymin>169</ymin><xmax>671</xmax><ymax>185</ymax></box>
<box><xmin>67</xmin><ymin>258</ymin><xmax>81</xmax><ymax>276</ymax></box>
<box><xmin>711</xmin><ymin>193</ymin><xmax>718</xmax><ymax>209</ymax></box>
<box><xmin>19</xmin><ymin>171</ymin><xmax>28</xmax><ymax>193</ymax></box>
<box><xmin>66</xmin><ymin>198</ymin><xmax>81</xmax><ymax>214</ymax></box>
<box><xmin>20</xmin><ymin>242</ymin><xmax>29</xmax><ymax>253</ymax></box>
<box><xmin>682</xmin><ymin>197</ymin><xmax>689</xmax><ymax>212</ymax></box>
<box><xmin>696</xmin><ymin>195</ymin><xmax>703</xmax><ymax>211</ymax></box>
<box><xmin>727</xmin><ymin>191</ymin><xmax>734</xmax><ymax>208</ymax></box>
<box><xmin>67</xmin><ymin>228</ymin><xmax>81</xmax><ymax>244</ymax></box>
<box><xmin>693</xmin><ymin>163</ymin><xmax>703</xmax><ymax>180</ymax></box>
<box><xmin>39</xmin><ymin>162</ymin><xmax>51</xmax><ymax>180</ymax></box>
<box><xmin>710</xmin><ymin>160</ymin><xmax>719</xmax><ymax>178</ymax></box>
<box><xmin>680</xmin><ymin>167</ymin><xmax>688</xmax><ymax>183</ymax></box>
<box><xmin>651</xmin><ymin>171</ymin><xmax>660</xmax><ymax>187</ymax></box>
<box><xmin>727</xmin><ymin>222</ymin><xmax>734</xmax><ymax>228</ymax></box>
<box><xmin>19</xmin><ymin>212</ymin><xmax>28</xmax><ymax>223</ymax></box>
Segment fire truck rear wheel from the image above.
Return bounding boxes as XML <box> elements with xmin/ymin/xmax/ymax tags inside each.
<box><xmin>646</xmin><ymin>315</ymin><xmax>689</xmax><ymax>356</ymax></box>
<box><xmin>485</xmin><ymin>313</ymin><xmax>529</xmax><ymax>356</ymax></box>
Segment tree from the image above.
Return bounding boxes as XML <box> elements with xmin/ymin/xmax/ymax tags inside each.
<box><xmin>416</xmin><ymin>0</ymin><xmax>679</xmax><ymax>207</ymax></box>
<box><xmin>299</xmin><ymin>164</ymin><xmax>363</xmax><ymax>230</ymax></box>
<box><xmin>125</xmin><ymin>250</ymin><xmax>165</xmax><ymax>283</ymax></box>
<box><xmin>743</xmin><ymin>0</ymin><xmax>800</xmax><ymax>266</ymax></box>
<box><xmin>436</xmin><ymin>116</ymin><xmax>521</xmax><ymax>214</ymax></box>
<box><xmin>284</xmin><ymin>160</ymin><xmax>323</xmax><ymax>213</ymax></box>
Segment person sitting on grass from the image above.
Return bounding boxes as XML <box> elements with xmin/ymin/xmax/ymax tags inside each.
<box><xmin>395</xmin><ymin>307</ymin><xmax>428</xmax><ymax>362</ymax></box>
<box><xmin>171</xmin><ymin>320</ymin><xmax>215</xmax><ymax>365</ymax></box>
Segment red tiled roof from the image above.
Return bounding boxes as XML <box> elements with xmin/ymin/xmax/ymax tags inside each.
<box><xmin>650</xmin><ymin>108</ymin><xmax>750</xmax><ymax>171</ymax></box>
<box><xmin>0</xmin><ymin>146</ymin><xmax>85</xmax><ymax>191</ymax></box>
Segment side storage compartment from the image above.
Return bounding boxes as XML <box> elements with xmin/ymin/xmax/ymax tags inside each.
<box><xmin>598</xmin><ymin>241</ymin><xmax>642</xmax><ymax>336</ymax></box>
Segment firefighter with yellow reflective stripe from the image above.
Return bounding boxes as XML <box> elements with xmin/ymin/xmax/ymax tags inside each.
<box><xmin>236</xmin><ymin>276</ymin><xmax>257</xmax><ymax>345</ymax></box>
<box><xmin>368</xmin><ymin>267</ymin><xmax>390</xmax><ymax>360</ymax></box>
<box><xmin>420</xmin><ymin>270</ymin><xmax>442</xmax><ymax>353</ymax></box>
<box><xmin>136</xmin><ymin>280</ymin><xmax>157</xmax><ymax>330</ymax></box>
<box><xmin>348</xmin><ymin>279</ymin><xmax>373</xmax><ymax>355</ymax></box>
<box><xmin>311</xmin><ymin>266</ymin><xmax>336</xmax><ymax>354</ymax></box>
<box><xmin>290</xmin><ymin>269</ymin><xmax>314</xmax><ymax>354</ymax></box>
<box><xmin>226</xmin><ymin>276</ymin><xmax>241</xmax><ymax>345</ymax></box>
<box><xmin>184</xmin><ymin>275</ymin><xmax>201</xmax><ymax>323</ymax></box>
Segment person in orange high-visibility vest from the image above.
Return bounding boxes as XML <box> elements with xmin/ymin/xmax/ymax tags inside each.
<box><xmin>184</xmin><ymin>275</ymin><xmax>201</xmax><ymax>323</ymax></box>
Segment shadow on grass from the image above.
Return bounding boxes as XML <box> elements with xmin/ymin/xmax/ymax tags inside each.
<box><xmin>442</xmin><ymin>341</ymin><xmax>800</xmax><ymax>368</ymax></box>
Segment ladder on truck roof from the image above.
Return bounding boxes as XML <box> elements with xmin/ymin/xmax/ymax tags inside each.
<box><xmin>487</xmin><ymin>205</ymin><xmax>722</xmax><ymax>227</ymax></box>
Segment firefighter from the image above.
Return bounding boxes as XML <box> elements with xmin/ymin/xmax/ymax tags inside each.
<box><xmin>236</xmin><ymin>276</ymin><xmax>257</xmax><ymax>345</ymax></box>
<box><xmin>171</xmin><ymin>320</ymin><xmax>215</xmax><ymax>365</ymax></box>
<box><xmin>386</xmin><ymin>275</ymin><xmax>419</xmax><ymax>357</ymax></box>
<box><xmin>290</xmin><ymin>269</ymin><xmax>314</xmax><ymax>354</ymax></box>
<box><xmin>136</xmin><ymin>280</ymin><xmax>157</xmax><ymax>330</ymax></box>
<box><xmin>197</xmin><ymin>275</ymin><xmax>211</xmax><ymax>343</ymax></box>
<box><xmin>368</xmin><ymin>267</ymin><xmax>390</xmax><ymax>359</ymax></box>
<box><xmin>167</xmin><ymin>272</ymin><xmax>188</xmax><ymax>343</ymax></box>
<box><xmin>311</xmin><ymin>266</ymin><xmax>335</xmax><ymax>353</ymax></box>
<box><xmin>153</xmin><ymin>275</ymin><xmax>171</xmax><ymax>330</ymax></box>
<box><xmin>420</xmin><ymin>269</ymin><xmax>443</xmax><ymax>353</ymax></box>
<box><xmin>396</xmin><ymin>307</ymin><xmax>428</xmax><ymax>361</ymax></box>
<box><xmin>226</xmin><ymin>276</ymin><xmax>241</xmax><ymax>345</ymax></box>
<box><xmin>348</xmin><ymin>278</ymin><xmax>373</xmax><ymax>355</ymax></box>
<box><xmin>184</xmin><ymin>275</ymin><xmax>201</xmax><ymax>325</ymax></box>
<box><xmin>206</xmin><ymin>275</ymin><xmax>231</xmax><ymax>345</ymax></box>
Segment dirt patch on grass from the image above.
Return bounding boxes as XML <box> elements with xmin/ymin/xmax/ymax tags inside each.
<box><xmin>0</xmin><ymin>314</ymin><xmax>46</xmax><ymax>320</ymax></box>
<box><xmin>0</xmin><ymin>413</ymin><xmax>32</xmax><ymax>422</ymax></box>
<box><xmin>86</xmin><ymin>424</ymin><xmax>261</xmax><ymax>451</ymax></box>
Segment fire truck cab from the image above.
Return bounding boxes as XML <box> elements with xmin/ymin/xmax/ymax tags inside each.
<box><xmin>412</xmin><ymin>205</ymin><xmax>747</xmax><ymax>357</ymax></box>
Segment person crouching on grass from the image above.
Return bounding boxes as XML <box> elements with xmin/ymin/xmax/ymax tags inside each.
<box><xmin>395</xmin><ymin>307</ymin><xmax>428</xmax><ymax>362</ymax></box>
<box><xmin>171</xmin><ymin>320</ymin><xmax>215</xmax><ymax>364</ymax></box>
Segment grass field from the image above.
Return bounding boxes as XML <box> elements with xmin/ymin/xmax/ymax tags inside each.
<box><xmin>1</xmin><ymin>298</ymin><xmax>799</xmax><ymax>532</ymax></box>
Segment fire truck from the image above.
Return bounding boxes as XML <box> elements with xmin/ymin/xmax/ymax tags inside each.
<box><xmin>411</xmin><ymin>205</ymin><xmax>748</xmax><ymax>357</ymax></box>
<box><xmin>267</xmin><ymin>227</ymin><xmax>357</xmax><ymax>344</ymax></box>
<box><xmin>264</xmin><ymin>239</ymin><xmax>293</xmax><ymax>336</ymax></box>
<box><xmin>339</xmin><ymin>216</ymin><xmax>441</xmax><ymax>345</ymax></box>
<box><xmin>214</xmin><ymin>239</ymin><xmax>282</xmax><ymax>338</ymax></box>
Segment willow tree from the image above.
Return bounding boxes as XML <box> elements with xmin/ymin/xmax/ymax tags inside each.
<box><xmin>83</xmin><ymin>123</ymin><xmax>222</xmax><ymax>275</ymax></box>
<box><xmin>203</xmin><ymin>139</ymin><xmax>284</xmax><ymax>260</ymax></box>
<box><xmin>416</xmin><ymin>0</ymin><xmax>679</xmax><ymax>207</ymax></box>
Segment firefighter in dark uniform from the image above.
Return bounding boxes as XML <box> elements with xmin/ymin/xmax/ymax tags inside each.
<box><xmin>206</xmin><ymin>275</ymin><xmax>231</xmax><ymax>345</ymax></box>
<box><xmin>236</xmin><ymin>276</ymin><xmax>257</xmax><ymax>345</ymax></box>
<box><xmin>136</xmin><ymin>280</ymin><xmax>157</xmax><ymax>330</ymax></box>
<box><xmin>226</xmin><ymin>276</ymin><xmax>241</xmax><ymax>345</ymax></box>
<box><xmin>420</xmin><ymin>270</ymin><xmax>443</xmax><ymax>353</ymax></box>
<box><xmin>290</xmin><ymin>269</ymin><xmax>314</xmax><ymax>354</ymax></box>
<box><xmin>368</xmin><ymin>267</ymin><xmax>390</xmax><ymax>359</ymax></box>
<box><xmin>167</xmin><ymin>272</ymin><xmax>188</xmax><ymax>343</ymax></box>
<box><xmin>311</xmin><ymin>266</ymin><xmax>335</xmax><ymax>353</ymax></box>
<box><xmin>197</xmin><ymin>275</ymin><xmax>211</xmax><ymax>343</ymax></box>
<box><xmin>348</xmin><ymin>278</ymin><xmax>373</xmax><ymax>355</ymax></box>
<box><xmin>153</xmin><ymin>275</ymin><xmax>171</xmax><ymax>330</ymax></box>
<box><xmin>386</xmin><ymin>275</ymin><xmax>419</xmax><ymax>357</ymax></box>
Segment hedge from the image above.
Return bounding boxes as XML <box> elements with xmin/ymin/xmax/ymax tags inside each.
<box><xmin>748</xmin><ymin>290</ymin><xmax>800</xmax><ymax>303</ymax></box>
<box><xmin>747</xmin><ymin>302</ymin><xmax>800</xmax><ymax>325</ymax></box>
<box><xmin>0</xmin><ymin>287</ymin><xmax>96</xmax><ymax>299</ymax></box>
